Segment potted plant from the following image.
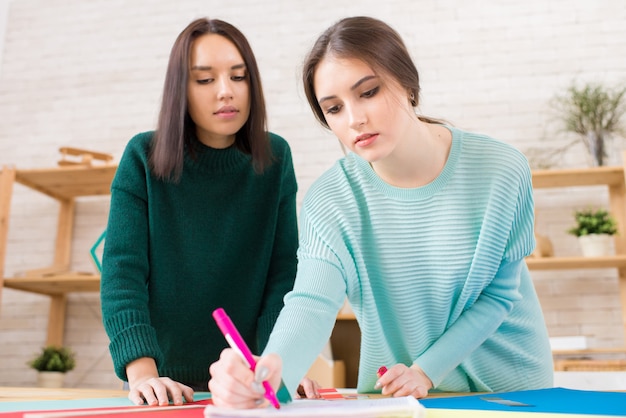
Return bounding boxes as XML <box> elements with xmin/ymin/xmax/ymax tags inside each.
<box><xmin>28</xmin><ymin>345</ymin><xmax>76</xmax><ymax>388</ymax></box>
<box><xmin>551</xmin><ymin>81</ymin><xmax>626</xmax><ymax>166</ymax></box>
<box><xmin>567</xmin><ymin>208</ymin><xmax>618</xmax><ymax>256</ymax></box>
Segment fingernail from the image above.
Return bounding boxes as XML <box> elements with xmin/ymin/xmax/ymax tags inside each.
<box><xmin>255</xmin><ymin>398</ymin><xmax>265</xmax><ymax>406</ymax></box>
<box><xmin>255</xmin><ymin>366</ymin><xmax>269</xmax><ymax>382</ymax></box>
<box><xmin>374</xmin><ymin>381</ymin><xmax>382</xmax><ymax>390</ymax></box>
<box><xmin>251</xmin><ymin>381</ymin><xmax>265</xmax><ymax>394</ymax></box>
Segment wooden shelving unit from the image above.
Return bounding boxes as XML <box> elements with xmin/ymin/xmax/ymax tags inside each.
<box><xmin>0</xmin><ymin>162</ymin><xmax>116</xmax><ymax>346</ymax></box>
<box><xmin>531</xmin><ymin>164</ymin><xmax>626</xmax><ymax>342</ymax></box>
<box><xmin>526</xmin><ymin>255</ymin><xmax>626</xmax><ymax>270</ymax></box>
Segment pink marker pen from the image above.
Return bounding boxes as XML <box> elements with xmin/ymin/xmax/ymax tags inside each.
<box><xmin>212</xmin><ymin>308</ymin><xmax>281</xmax><ymax>409</ymax></box>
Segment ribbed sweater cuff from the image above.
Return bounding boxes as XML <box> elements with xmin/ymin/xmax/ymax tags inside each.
<box><xmin>105</xmin><ymin>312</ymin><xmax>164</xmax><ymax>381</ymax></box>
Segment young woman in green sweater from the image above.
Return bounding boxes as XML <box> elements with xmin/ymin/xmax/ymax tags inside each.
<box><xmin>100</xmin><ymin>18</ymin><xmax>299</xmax><ymax>406</ymax></box>
<box><xmin>208</xmin><ymin>16</ymin><xmax>553</xmax><ymax>408</ymax></box>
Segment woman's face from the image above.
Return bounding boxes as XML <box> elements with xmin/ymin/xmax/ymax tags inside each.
<box><xmin>313</xmin><ymin>55</ymin><xmax>415</xmax><ymax>163</ymax></box>
<box><xmin>187</xmin><ymin>34</ymin><xmax>251</xmax><ymax>148</ymax></box>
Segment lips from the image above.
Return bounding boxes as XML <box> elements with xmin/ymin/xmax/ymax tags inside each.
<box><xmin>355</xmin><ymin>133</ymin><xmax>378</xmax><ymax>147</ymax></box>
<box><xmin>215</xmin><ymin>106</ymin><xmax>238</xmax><ymax>115</ymax></box>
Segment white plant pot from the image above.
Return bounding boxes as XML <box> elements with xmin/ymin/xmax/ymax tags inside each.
<box><xmin>36</xmin><ymin>371</ymin><xmax>65</xmax><ymax>388</ymax></box>
<box><xmin>578</xmin><ymin>234</ymin><xmax>613</xmax><ymax>257</ymax></box>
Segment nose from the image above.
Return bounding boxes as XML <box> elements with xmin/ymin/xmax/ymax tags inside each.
<box><xmin>217</xmin><ymin>77</ymin><xmax>234</xmax><ymax>100</ymax></box>
<box><xmin>347</xmin><ymin>104</ymin><xmax>366</xmax><ymax>130</ymax></box>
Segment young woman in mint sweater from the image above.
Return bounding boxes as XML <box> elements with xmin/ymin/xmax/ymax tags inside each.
<box><xmin>100</xmin><ymin>18</ymin><xmax>299</xmax><ymax>406</ymax></box>
<box><xmin>209</xmin><ymin>16</ymin><xmax>553</xmax><ymax>408</ymax></box>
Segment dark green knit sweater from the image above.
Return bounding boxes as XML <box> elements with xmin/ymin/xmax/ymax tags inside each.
<box><xmin>100</xmin><ymin>131</ymin><xmax>298</xmax><ymax>384</ymax></box>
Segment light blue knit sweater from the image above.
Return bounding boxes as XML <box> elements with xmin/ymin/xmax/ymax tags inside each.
<box><xmin>264</xmin><ymin>126</ymin><xmax>553</xmax><ymax>395</ymax></box>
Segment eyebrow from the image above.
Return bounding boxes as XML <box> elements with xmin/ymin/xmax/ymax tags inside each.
<box><xmin>190</xmin><ymin>63</ymin><xmax>247</xmax><ymax>71</ymax></box>
<box><xmin>318</xmin><ymin>75</ymin><xmax>378</xmax><ymax>104</ymax></box>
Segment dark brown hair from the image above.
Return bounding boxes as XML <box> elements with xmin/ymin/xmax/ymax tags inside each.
<box><xmin>303</xmin><ymin>16</ymin><xmax>441</xmax><ymax>129</ymax></box>
<box><xmin>150</xmin><ymin>18</ymin><xmax>270</xmax><ymax>181</ymax></box>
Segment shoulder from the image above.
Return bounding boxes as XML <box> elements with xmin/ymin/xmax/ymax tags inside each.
<box><xmin>302</xmin><ymin>157</ymin><xmax>355</xmax><ymax>209</ymax></box>
<box><xmin>265</xmin><ymin>132</ymin><xmax>297</xmax><ymax>192</ymax></box>
<box><xmin>267</xmin><ymin>132</ymin><xmax>292</xmax><ymax>154</ymax></box>
<box><xmin>121</xmin><ymin>131</ymin><xmax>154</xmax><ymax>159</ymax></box>
<box><xmin>267</xmin><ymin>132</ymin><xmax>295</xmax><ymax>174</ymax></box>
<box><xmin>454</xmin><ymin>127</ymin><xmax>528</xmax><ymax>168</ymax></box>
<box><xmin>113</xmin><ymin>131</ymin><xmax>154</xmax><ymax>185</ymax></box>
<box><xmin>451</xmin><ymin>127</ymin><xmax>531</xmax><ymax>182</ymax></box>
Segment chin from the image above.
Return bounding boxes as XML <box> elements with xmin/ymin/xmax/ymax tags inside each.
<box><xmin>356</xmin><ymin>149</ymin><xmax>385</xmax><ymax>164</ymax></box>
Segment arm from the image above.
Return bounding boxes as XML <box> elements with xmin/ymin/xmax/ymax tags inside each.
<box><xmin>410</xmin><ymin>161</ymin><xmax>536</xmax><ymax>388</ymax></box>
<box><xmin>208</xmin><ymin>258</ymin><xmax>345</xmax><ymax>408</ymax></box>
<box><xmin>262</xmin><ymin>201</ymin><xmax>348</xmax><ymax>394</ymax></box>
<box><xmin>264</xmin><ymin>257</ymin><xmax>347</xmax><ymax>394</ymax></box>
<box><xmin>100</xmin><ymin>137</ymin><xmax>192</xmax><ymax>405</ymax></box>
<box><xmin>415</xmin><ymin>257</ymin><xmax>524</xmax><ymax>386</ymax></box>
<box><xmin>101</xmin><ymin>143</ymin><xmax>162</xmax><ymax>381</ymax></box>
<box><xmin>256</xmin><ymin>142</ymin><xmax>299</xmax><ymax>351</ymax></box>
<box><xmin>208</xmin><ymin>202</ymin><xmax>347</xmax><ymax>407</ymax></box>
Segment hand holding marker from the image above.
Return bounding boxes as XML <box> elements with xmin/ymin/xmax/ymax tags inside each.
<box><xmin>374</xmin><ymin>365</ymin><xmax>388</xmax><ymax>390</ymax></box>
<box><xmin>212</xmin><ymin>308</ymin><xmax>281</xmax><ymax>409</ymax></box>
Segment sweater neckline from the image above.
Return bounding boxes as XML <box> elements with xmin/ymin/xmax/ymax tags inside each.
<box><xmin>352</xmin><ymin>125</ymin><xmax>462</xmax><ymax>201</ymax></box>
<box><xmin>184</xmin><ymin>139</ymin><xmax>251</xmax><ymax>174</ymax></box>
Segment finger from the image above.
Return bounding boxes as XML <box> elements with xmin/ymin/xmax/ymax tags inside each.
<box><xmin>209</xmin><ymin>353</ymin><xmax>265</xmax><ymax>408</ymax></box>
<box><xmin>159</xmin><ymin>379</ymin><xmax>191</xmax><ymax>405</ymax></box>
<box><xmin>212</xmin><ymin>349</ymin><xmax>258</xmax><ymax>391</ymax></box>
<box><xmin>148</xmin><ymin>378</ymin><xmax>172</xmax><ymax>406</ymax></box>
<box><xmin>209</xmin><ymin>378</ymin><xmax>266</xmax><ymax>409</ymax></box>
<box><xmin>302</xmin><ymin>378</ymin><xmax>321</xmax><ymax>399</ymax></box>
<box><xmin>386</xmin><ymin>375</ymin><xmax>428</xmax><ymax>398</ymax></box>
<box><xmin>127</xmin><ymin>388</ymin><xmax>147</xmax><ymax>406</ymax></box>
<box><xmin>412</xmin><ymin>385</ymin><xmax>428</xmax><ymax>399</ymax></box>
<box><xmin>134</xmin><ymin>385</ymin><xmax>158</xmax><ymax>406</ymax></box>
<box><xmin>255</xmin><ymin>353</ymin><xmax>283</xmax><ymax>391</ymax></box>
<box><xmin>311</xmin><ymin>379</ymin><xmax>322</xmax><ymax>398</ymax></box>
<box><xmin>182</xmin><ymin>384</ymin><xmax>195</xmax><ymax>403</ymax></box>
<box><xmin>375</xmin><ymin>364</ymin><xmax>400</xmax><ymax>391</ymax></box>
<box><xmin>395</xmin><ymin>384</ymin><xmax>427</xmax><ymax>398</ymax></box>
<box><xmin>298</xmin><ymin>377</ymin><xmax>320</xmax><ymax>399</ymax></box>
<box><xmin>379</xmin><ymin>366</ymin><xmax>411</xmax><ymax>396</ymax></box>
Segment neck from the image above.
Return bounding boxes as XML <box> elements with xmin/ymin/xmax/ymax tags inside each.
<box><xmin>370</xmin><ymin>122</ymin><xmax>451</xmax><ymax>188</ymax></box>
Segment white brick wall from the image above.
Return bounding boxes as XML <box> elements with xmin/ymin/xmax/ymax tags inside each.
<box><xmin>0</xmin><ymin>0</ymin><xmax>625</xmax><ymax>388</ymax></box>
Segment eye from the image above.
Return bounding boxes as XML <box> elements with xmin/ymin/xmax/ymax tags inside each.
<box><xmin>231</xmin><ymin>75</ymin><xmax>247</xmax><ymax>82</ymax></box>
<box><xmin>196</xmin><ymin>78</ymin><xmax>213</xmax><ymax>85</ymax></box>
<box><xmin>324</xmin><ymin>104</ymin><xmax>342</xmax><ymax>115</ymax></box>
<box><xmin>361</xmin><ymin>86</ymin><xmax>379</xmax><ymax>98</ymax></box>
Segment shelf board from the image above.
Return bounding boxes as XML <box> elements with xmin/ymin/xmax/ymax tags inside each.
<box><xmin>532</xmin><ymin>166</ymin><xmax>624</xmax><ymax>189</ymax></box>
<box><xmin>552</xmin><ymin>347</ymin><xmax>626</xmax><ymax>356</ymax></box>
<box><xmin>336</xmin><ymin>312</ymin><xmax>356</xmax><ymax>321</ymax></box>
<box><xmin>526</xmin><ymin>255</ymin><xmax>626</xmax><ymax>270</ymax></box>
<box><xmin>14</xmin><ymin>165</ymin><xmax>117</xmax><ymax>200</ymax></box>
<box><xmin>3</xmin><ymin>273</ymin><xmax>100</xmax><ymax>296</ymax></box>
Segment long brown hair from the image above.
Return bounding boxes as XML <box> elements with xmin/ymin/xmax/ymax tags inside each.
<box><xmin>150</xmin><ymin>18</ymin><xmax>270</xmax><ymax>181</ymax></box>
<box><xmin>303</xmin><ymin>16</ymin><xmax>443</xmax><ymax>129</ymax></box>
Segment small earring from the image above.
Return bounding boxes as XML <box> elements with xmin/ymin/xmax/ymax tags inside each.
<box><xmin>409</xmin><ymin>92</ymin><xmax>416</xmax><ymax>106</ymax></box>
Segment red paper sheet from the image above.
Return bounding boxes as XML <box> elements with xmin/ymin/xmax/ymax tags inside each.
<box><xmin>0</xmin><ymin>399</ymin><xmax>212</xmax><ymax>418</ymax></box>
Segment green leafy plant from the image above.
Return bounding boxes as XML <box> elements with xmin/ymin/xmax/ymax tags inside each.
<box><xmin>567</xmin><ymin>208</ymin><xmax>618</xmax><ymax>237</ymax></box>
<box><xmin>28</xmin><ymin>345</ymin><xmax>76</xmax><ymax>373</ymax></box>
<box><xmin>551</xmin><ymin>81</ymin><xmax>626</xmax><ymax>166</ymax></box>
